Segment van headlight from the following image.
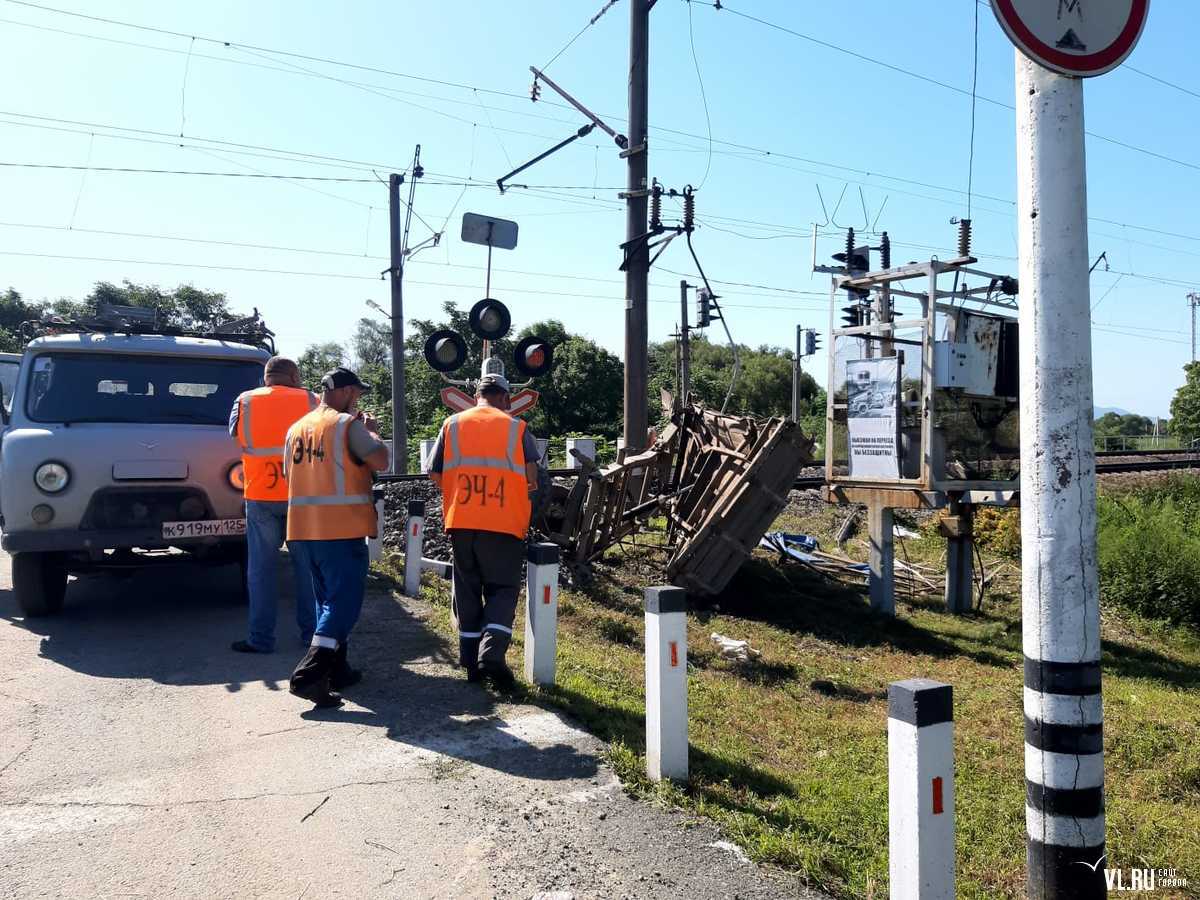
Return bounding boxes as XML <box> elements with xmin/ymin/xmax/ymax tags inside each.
<box><xmin>227</xmin><ymin>462</ymin><xmax>245</xmax><ymax>491</ymax></box>
<box><xmin>34</xmin><ymin>462</ymin><xmax>70</xmax><ymax>494</ymax></box>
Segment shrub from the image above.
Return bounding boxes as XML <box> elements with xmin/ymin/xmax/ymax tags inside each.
<box><xmin>1097</xmin><ymin>481</ymin><xmax>1200</xmax><ymax>625</ymax></box>
<box><xmin>973</xmin><ymin>507</ymin><xmax>1022</xmax><ymax>558</ymax></box>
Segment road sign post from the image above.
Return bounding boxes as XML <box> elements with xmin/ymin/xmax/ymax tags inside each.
<box><xmin>992</xmin><ymin>2</ymin><xmax>1150</xmax><ymax>898</ymax></box>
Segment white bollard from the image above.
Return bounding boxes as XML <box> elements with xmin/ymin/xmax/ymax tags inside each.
<box><xmin>419</xmin><ymin>439</ymin><xmax>437</xmax><ymax>474</ymax></box>
<box><xmin>523</xmin><ymin>543</ymin><xmax>560</xmax><ymax>685</ymax></box>
<box><xmin>404</xmin><ymin>499</ymin><xmax>424</xmax><ymax>597</ymax></box>
<box><xmin>367</xmin><ymin>487</ymin><xmax>385</xmax><ymax>562</ymax></box>
<box><xmin>565</xmin><ymin>438</ymin><xmax>597</xmax><ymax>469</ymax></box>
<box><xmin>888</xmin><ymin>678</ymin><xmax>954</xmax><ymax>900</ymax></box>
<box><xmin>644</xmin><ymin>585</ymin><xmax>688</xmax><ymax>782</ymax></box>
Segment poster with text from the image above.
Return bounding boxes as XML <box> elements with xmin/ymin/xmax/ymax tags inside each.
<box><xmin>846</xmin><ymin>357</ymin><xmax>900</xmax><ymax>479</ymax></box>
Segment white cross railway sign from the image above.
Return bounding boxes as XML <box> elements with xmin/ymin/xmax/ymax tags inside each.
<box><xmin>990</xmin><ymin>0</ymin><xmax>1149</xmax><ymax>77</ymax></box>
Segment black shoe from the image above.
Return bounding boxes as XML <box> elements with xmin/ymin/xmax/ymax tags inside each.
<box><xmin>480</xmin><ymin>661</ymin><xmax>515</xmax><ymax>689</ymax></box>
<box><xmin>231</xmin><ymin>640</ymin><xmax>270</xmax><ymax>654</ymax></box>
<box><xmin>465</xmin><ymin>664</ymin><xmax>483</xmax><ymax>683</ymax></box>
<box><xmin>331</xmin><ymin>667</ymin><xmax>362</xmax><ymax>690</ymax></box>
<box><xmin>290</xmin><ymin>684</ymin><xmax>344</xmax><ymax>708</ymax></box>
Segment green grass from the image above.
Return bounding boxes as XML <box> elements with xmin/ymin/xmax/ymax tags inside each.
<box><xmin>376</xmin><ymin>513</ymin><xmax>1200</xmax><ymax>899</ymax></box>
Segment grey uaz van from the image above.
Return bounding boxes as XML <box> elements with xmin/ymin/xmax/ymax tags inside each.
<box><xmin>0</xmin><ymin>324</ymin><xmax>269</xmax><ymax>616</ymax></box>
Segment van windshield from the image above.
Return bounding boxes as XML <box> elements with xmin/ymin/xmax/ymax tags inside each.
<box><xmin>0</xmin><ymin>358</ymin><xmax>19</xmax><ymax>411</ymax></box>
<box><xmin>26</xmin><ymin>353</ymin><xmax>264</xmax><ymax>425</ymax></box>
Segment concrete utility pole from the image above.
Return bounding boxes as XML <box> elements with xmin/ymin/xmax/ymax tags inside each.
<box><xmin>1015</xmin><ymin>54</ymin><xmax>1105</xmax><ymax>899</ymax></box>
<box><xmin>791</xmin><ymin>325</ymin><xmax>803</xmax><ymax>421</ymax></box>
<box><xmin>678</xmin><ymin>280</ymin><xmax>691</xmax><ymax>403</ymax></box>
<box><xmin>622</xmin><ymin>0</ymin><xmax>651</xmax><ymax>451</ymax></box>
<box><xmin>1188</xmin><ymin>292</ymin><xmax>1200</xmax><ymax>362</ymax></box>
<box><xmin>387</xmin><ymin>172</ymin><xmax>408</xmax><ymax>473</ymax></box>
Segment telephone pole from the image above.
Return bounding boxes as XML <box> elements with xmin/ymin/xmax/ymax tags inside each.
<box><xmin>792</xmin><ymin>325</ymin><xmax>803</xmax><ymax>421</ymax></box>
<box><xmin>388</xmin><ymin>151</ymin><xmax>420</xmax><ymax>474</ymax></box>
<box><xmin>1188</xmin><ymin>292</ymin><xmax>1200</xmax><ymax>362</ymax></box>
<box><xmin>622</xmin><ymin>0</ymin><xmax>651</xmax><ymax>451</ymax></box>
<box><xmin>678</xmin><ymin>280</ymin><xmax>691</xmax><ymax>402</ymax></box>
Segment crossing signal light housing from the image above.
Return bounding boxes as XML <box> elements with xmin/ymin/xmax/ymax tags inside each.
<box><xmin>696</xmin><ymin>288</ymin><xmax>713</xmax><ymax>328</ymax></box>
<box><xmin>805</xmin><ymin>329</ymin><xmax>820</xmax><ymax>356</ymax></box>
<box><xmin>841</xmin><ymin>305</ymin><xmax>864</xmax><ymax>328</ymax></box>
<box><xmin>513</xmin><ymin>334</ymin><xmax>555</xmax><ymax>378</ymax></box>
<box><xmin>468</xmin><ymin>298</ymin><xmax>512</xmax><ymax>342</ymax></box>
<box><xmin>423</xmin><ymin>329</ymin><xmax>468</xmax><ymax>373</ymax></box>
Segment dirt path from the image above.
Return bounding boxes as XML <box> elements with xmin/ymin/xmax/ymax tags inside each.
<box><xmin>0</xmin><ymin>549</ymin><xmax>824</xmax><ymax>899</ymax></box>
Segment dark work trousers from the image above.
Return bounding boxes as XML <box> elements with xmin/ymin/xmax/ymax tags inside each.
<box><xmin>450</xmin><ymin>529</ymin><xmax>524</xmax><ymax>668</ymax></box>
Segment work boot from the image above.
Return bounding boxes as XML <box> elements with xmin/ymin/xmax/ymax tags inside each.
<box><xmin>290</xmin><ymin>645</ymin><xmax>343</xmax><ymax>708</ymax></box>
<box><xmin>330</xmin><ymin>641</ymin><xmax>362</xmax><ymax>691</ymax></box>
<box><xmin>480</xmin><ymin>660</ymin><xmax>515</xmax><ymax>690</ymax></box>
<box><xmin>465</xmin><ymin>663</ymin><xmax>482</xmax><ymax>683</ymax></box>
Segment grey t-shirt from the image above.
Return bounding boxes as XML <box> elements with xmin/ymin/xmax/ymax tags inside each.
<box><xmin>282</xmin><ymin>412</ymin><xmax>386</xmax><ymax>478</ymax></box>
<box><xmin>428</xmin><ymin>415</ymin><xmax>539</xmax><ymax>473</ymax></box>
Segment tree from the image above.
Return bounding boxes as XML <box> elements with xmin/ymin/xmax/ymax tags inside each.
<box><xmin>297</xmin><ymin>342</ymin><xmax>345</xmax><ymax>391</ymax></box>
<box><xmin>516</xmin><ymin>320</ymin><xmax>622</xmax><ymax>439</ymax></box>
<box><xmin>1170</xmin><ymin>362</ymin><xmax>1200</xmax><ymax>445</ymax></box>
<box><xmin>85</xmin><ymin>281</ymin><xmax>235</xmax><ymax>330</ymax></box>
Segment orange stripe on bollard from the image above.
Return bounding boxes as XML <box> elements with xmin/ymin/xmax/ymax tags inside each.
<box><xmin>932</xmin><ymin>776</ymin><xmax>944</xmax><ymax>815</ymax></box>
<box><xmin>543</xmin><ymin>585</ymin><xmax>551</xmax><ymax>604</ymax></box>
<box><xmin>669</xmin><ymin>641</ymin><xmax>679</xmax><ymax>668</ymax></box>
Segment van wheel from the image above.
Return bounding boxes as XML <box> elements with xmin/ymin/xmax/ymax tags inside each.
<box><xmin>12</xmin><ymin>552</ymin><xmax>68</xmax><ymax>617</ymax></box>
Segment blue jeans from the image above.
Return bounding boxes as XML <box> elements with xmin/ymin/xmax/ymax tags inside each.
<box><xmin>288</xmin><ymin>538</ymin><xmax>369</xmax><ymax>645</ymax></box>
<box><xmin>245</xmin><ymin>500</ymin><xmax>318</xmax><ymax>651</ymax></box>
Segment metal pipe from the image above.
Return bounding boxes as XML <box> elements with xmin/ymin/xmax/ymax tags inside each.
<box><xmin>1015</xmin><ymin>53</ymin><xmax>1105</xmax><ymax>900</ymax></box>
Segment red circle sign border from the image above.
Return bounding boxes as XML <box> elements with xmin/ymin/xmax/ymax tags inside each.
<box><xmin>991</xmin><ymin>0</ymin><xmax>1149</xmax><ymax>77</ymax></box>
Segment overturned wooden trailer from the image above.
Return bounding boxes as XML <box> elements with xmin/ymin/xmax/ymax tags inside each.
<box><xmin>540</xmin><ymin>398</ymin><xmax>813</xmax><ymax>596</ymax></box>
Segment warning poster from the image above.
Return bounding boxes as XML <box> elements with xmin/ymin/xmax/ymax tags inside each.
<box><xmin>846</xmin><ymin>357</ymin><xmax>900</xmax><ymax>479</ymax></box>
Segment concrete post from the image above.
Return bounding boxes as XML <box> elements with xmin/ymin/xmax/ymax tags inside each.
<box><xmin>644</xmin><ymin>585</ymin><xmax>687</xmax><ymax>782</ymax></box>
<box><xmin>888</xmin><ymin>679</ymin><xmax>955</xmax><ymax>900</ymax></box>
<box><xmin>367</xmin><ymin>487</ymin><xmax>385</xmax><ymax>563</ymax></box>
<box><xmin>419</xmin><ymin>439</ymin><xmax>437</xmax><ymax>474</ymax></box>
<box><xmin>1016</xmin><ymin>54</ymin><xmax>1105</xmax><ymax>900</ymax></box>
<box><xmin>404</xmin><ymin>499</ymin><xmax>424</xmax><ymax>598</ymax></box>
<box><xmin>869</xmin><ymin>503</ymin><xmax>896</xmax><ymax>616</ymax></box>
<box><xmin>942</xmin><ymin>501</ymin><xmax>975</xmax><ymax>615</ymax></box>
<box><xmin>565</xmin><ymin>438</ymin><xmax>597</xmax><ymax>469</ymax></box>
<box><xmin>523</xmin><ymin>543</ymin><xmax>560</xmax><ymax>685</ymax></box>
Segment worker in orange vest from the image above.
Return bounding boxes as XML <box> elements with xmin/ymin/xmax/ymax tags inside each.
<box><xmin>229</xmin><ymin>356</ymin><xmax>318</xmax><ymax>654</ymax></box>
<box><xmin>428</xmin><ymin>372</ymin><xmax>539</xmax><ymax>687</ymax></box>
<box><xmin>285</xmin><ymin>367</ymin><xmax>390</xmax><ymax>708</ymax></box>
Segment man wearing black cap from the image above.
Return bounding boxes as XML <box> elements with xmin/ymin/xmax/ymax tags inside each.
<box><xmin>284</xmin><ymin>367</ymin><xmax>390</xmax><ymax>708</ymax></box>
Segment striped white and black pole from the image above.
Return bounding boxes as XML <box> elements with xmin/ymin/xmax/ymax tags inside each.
<box><xmin>1016</xmin><ymin>54</ymin><xmax>1105</xmax><ymax>900</ymax></box>
<box><xmin>404</xmin><ymin>499</ymin><xmax>424</xmax><ymax>598</ymax></box>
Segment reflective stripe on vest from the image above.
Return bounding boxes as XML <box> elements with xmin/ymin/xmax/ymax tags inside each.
<box><xmin>237</xmin><ymin>386</ymin><xmax>318</xmax><ymax>502</ymax></box>
<box><xmin>440</xmin><ymin>405</ymin><xmax>531</xmax><ymax>540</ymax></box>
<box><xmin>285</xmin><ymin>407</ymin><xmax>378</xmax><ymax>540</ymax></box>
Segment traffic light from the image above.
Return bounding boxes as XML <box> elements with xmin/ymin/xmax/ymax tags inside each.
<box><xmin>513</xmin><ymin>334</ymin><xmax>555</xmax><ymax>378</ymax></box>
<box><xmin>423</xmin><ymin>329</ymin><xmax>468</xmax><ymax>373</ymax></box>
<box><xmin>805</xmin><ymin>329</ymin><xmax>820</xmax><ymax>356</ymax></box>
<box><xmin>696</xmin><ymin>288</ymin><xmax>713</xmax><ymax>328</ymax></box>
<box><xmin>468</xmin><ymin>297</ymin><xmax>512</xmax><ymax>341</ymax></box>
<box><xmin>840</xmin><ymin>304</ymin><xmax>863</xmax><ymax>328</ymax></box>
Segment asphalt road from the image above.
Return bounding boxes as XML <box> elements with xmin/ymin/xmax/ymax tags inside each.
<box><xmin>0</xmin><ymin>549</ymin><xmax>824</xmax><ymax>899</ymax></box>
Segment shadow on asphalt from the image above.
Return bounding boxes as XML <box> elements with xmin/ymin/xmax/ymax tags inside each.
<box><xmin>0</xmin><ymin>554</ymin><xmax>597</xmax><ymax>782</ymax></box>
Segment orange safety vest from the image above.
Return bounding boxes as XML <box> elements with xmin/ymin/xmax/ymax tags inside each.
<box><xmin>440</xmin><ymin>405</ymin><xmax>531</xmax><ymax>540</ymax></box>
<box><xmin>235</xmin><ymin>385</ymin><xmax>318</xmax><ymax>502</ymax></box>
<box><xmin>284</xmin><ymin>406</ymin><xmax>378</xmax><ymax>541</ymax></box>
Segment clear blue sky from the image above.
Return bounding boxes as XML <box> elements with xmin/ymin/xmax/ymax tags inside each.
<box><xmin>0</xmin><ymin>1</ymin><xmax>1194</xmax><ymax>417</ymax></box>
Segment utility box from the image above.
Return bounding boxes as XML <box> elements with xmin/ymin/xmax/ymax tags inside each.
<box><xmin>933</xmin><ymin>310</ymin><xmax>1018</xmax><ymax>398</ymax></box>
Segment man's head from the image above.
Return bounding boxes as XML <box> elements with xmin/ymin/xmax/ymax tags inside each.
<box><xmin>264</xmin><ymin>356</ymin><xmax>302</xmax><ymax>388</ymax></box>
<box><xmin>475</xmin><ymin>372</ymin><xmax>511</xmax><ymax>410</ymax></box>
<box><xmin>320</xmin><ymin>366</ymin><xmax>371</xmax><ymax>413</ymax></box>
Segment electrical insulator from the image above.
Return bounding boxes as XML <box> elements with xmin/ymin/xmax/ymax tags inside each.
<box><xmin>805</xmin><ymin>329</ymin><xmax>819</xmax><ymax>356</ymax></box>
<box><xmin>696</xmin><ymin>288</ymin><xmax>712</xmax><ymax>328</ymax></box>
<box><xmin>650</xmin><ymin>179</ymin><xmax>663</xmax><ymax>231</ymax></box>
<box><xmin>958</xmin><ymin>218</ymin><xmax>972</xmax><ymax>257</ymax></box>
<box><xmin>682</xmin><ymin>184</ymin><xmax>696</xmax><ymax>232</ymax></box>
<box><xmin>530</xmin><ymin>77</ymin><xmax>541</xmax><ymax>102</ymax></box>
<box><xmin>880</xmin><ymin>231</ymin><xmax>891</xmax><ymax>269</ymax></box>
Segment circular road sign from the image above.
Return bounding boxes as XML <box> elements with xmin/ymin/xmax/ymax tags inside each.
<box><xmin>990</xmin><ymin>0</ymin><xmax>1149</xmax><ymax>77</ymax></box>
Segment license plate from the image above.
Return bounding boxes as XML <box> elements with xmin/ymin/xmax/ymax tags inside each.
<box><xmin>162</xmin><ymin>518</ymin><xmax>246</xmax><ymax>539</ymax></box>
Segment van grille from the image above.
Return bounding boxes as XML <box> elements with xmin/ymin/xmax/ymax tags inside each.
<box><xmin>81</xmin><ymin>487</ymin><xmax>213</xmax><ymax>530</ymax></box>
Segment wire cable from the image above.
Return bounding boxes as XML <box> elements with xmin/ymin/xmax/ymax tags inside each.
<box><xmin>966</xmin><ymin>0</ymin><xmax>979</xmax><ymax>219</ymax></box>
<box><xmin>686</xmin><ymin>0</ymin><xmax>713</xmax><ymax>190</ymax></box>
